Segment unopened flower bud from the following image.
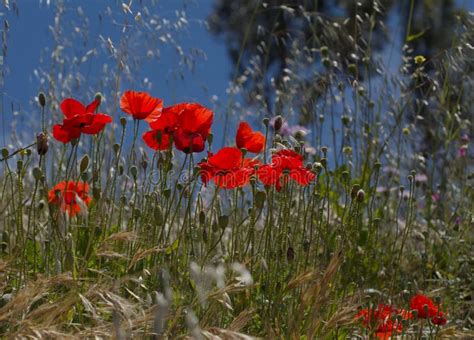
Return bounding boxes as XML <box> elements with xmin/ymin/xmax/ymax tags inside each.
<box><xmin>120</xmin><ymin>117</ymin><xmax>127</xmax><ymax>127</ymax></box>
<box><xmin>273</xmin><ymin>115</ymin><xmax>283</xmax><ymax>132</ymax></box>
<box><xmin>320</xmin><ymin>46</ymin><xmax>329</xmax><ymax>56</ymax></box>
<box><xmin>321</xmin><ymin>146</ymin><xmax>328</xmax><ymax>155</ymax></box>
<box><xmin>94</xmin><ymin>92</ymin><xmax>103</xmax><ymax>104</ymax></box>
<box><xmin>207</xmin><ymin>133</ymin><xmax>213</xmax><ymax>145</ymax></box>
<box><xmin>1</xmin><ymin>148</ymin><xmax>8</xmax><ymax>159</ymax></box>
<box><xmin>356</xmin><ymin>189</ymin><xmax>365</xmax><ymax>203</ymax></box>
<box><xmin>218</xmin><ymin>215</ymin><xmax>229</xmax><ymax>229</ymax></box>
<box><xmin>36</xmin><ymin>133</ymin><xmax>49</xmax><ymax>156</ymax></box>
<box><xmin>38</xmin><ymin>92</ymin><xmax>46</xmax><ymax>107</ymax></box>
<box><xmin>262</xmin><ymin>117</ymin><xmax>269</xmax><ymax>127</ymax></box>
<box><xmin>351</xmin><ymin>184</ymin><xmax>361</xmax><ymax>200</ymax></box>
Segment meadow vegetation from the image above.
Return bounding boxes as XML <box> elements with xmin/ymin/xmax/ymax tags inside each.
<box><xmin>0</xmin><ymin>1</ymin><xmax>472</xmax><ymax>339</ymax></box>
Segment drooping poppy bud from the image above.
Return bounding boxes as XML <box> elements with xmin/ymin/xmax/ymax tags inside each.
<box><xmin>36</xmin><ymin>133</ymin><xmax>49</xmax><ymax>156</ymax></box>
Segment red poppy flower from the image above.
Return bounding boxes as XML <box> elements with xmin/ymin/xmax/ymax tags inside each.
<box><xmin>142</xmin><ymin>110</ymin><xmax>178</xmax><ymax>150</ymax></box>
<box><xmin>120</xmin><ymin>90</ymin><xmax>163</xmax><ymax>121</ymax></box>
<box><xmin>143</xmin><ymin>102</ymin><xmax>214</xmax><ymax>153</ymax></box>
<box><xmin>236</xmin><ymin>121</ymin><xmax>265</xmax><ymax>153</ymax></box>
<box><xmin>52</xmin><ymin>98</ymin><xmax>112</xmax><ymax>143</ymax></box>
<box><xmin>410</xmin><ymin>294</ymin><xmax>447</xmax><ymax>325</ymax></box>
<box><xmin>48</xmin><ymin>181</ymin><xmax>92</xmax><ymax>216</ymax></box>
<box><xmin>257</xmin><ymin>149</ymin><xmax>315</xmax><ymax>191</ymax></box>
<box><xmin>356</xmin><ymin>304</ymin><xmax>411</xmax><ymax>339</ymax></box>
<box><xmin>172</xmin><ymin>103</ymin><xmax>213</xmax><ymax>153</ymax></box>
<box><xmin>198</xmin><ymin>147</ymin><xmax>259</xmax><ymax>189</ymax></box>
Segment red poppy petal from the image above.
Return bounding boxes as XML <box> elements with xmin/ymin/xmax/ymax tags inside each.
<box><xmin>85</xmin><ymin>99</ymin><xmax>100</xmax><ymax>113</ymax></box>
<box><xmin>208</xmin><ymin>147</ymin><xmax>242</xmax><ymax>170</ymax></box>
<box><xmin>290</xmin><ymin>168</ymin><xmax>316</xmax><ymax>185</ymax></box>
<box><xmin>80</xmin><ymin>114</ymin><xmax>112</xmax><ymax>135</ymax></box>
<box><xmin>52</xmin><ymin>124</ymin><xmax>75</xmax><ymax>143</ymax></box>
<box><xmin>143</xmin><ymin>130</ymin><xmax>171</xmax><ymax>150</ymax></box>
<box><xmin>60</xmin><ymin>98</ymin><xmax>86</xmax><ymax>118</ymax></box>
<box><xmin>120</xmin><ymin>90</ymin><xmax>163</xmax><ymax>120</ymax></box>
<box><xmin>144</xmin><ymin>103</ymin><xmax>163</xmax><ymax>123</ymax></box>
<box><xmin>257</xmin><ymin>165</ymin><xmax>281</xmax><ymax>186</ymax></box>
<box><xmin>175</xmin><ymin>103</ymin><xmax>214</xmax><ymax>136</ymax></box>
<box><xmin>174</xmin><ymin>129</ymin><xmax>206</xmax><ymax>153</ymax></box>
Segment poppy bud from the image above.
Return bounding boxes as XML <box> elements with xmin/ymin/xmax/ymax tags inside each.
<box><xmin>79</xmin><ymin>155</ymin><xmax>89</xmax><ymax>173</ymax></box>
<box><xmin>130</xmin><ymin>165</ymin><xmax>138</xmax><ymax>180</ymax></box>
<box><xmin>374</xmin><ymin>161</ymin><xmax>381</xmax><ymax>170</ymax></box>
<box><xmin>273</xmin><ymin>115</ymin><xmax>283</xmax><ymax>132</ymax></box>
<box><xmin>348</xmin><ymin>63</ymin><xmax>357</xmax><ymax>76</ymax></box>
<box><xmin>1</xmin><ymin>148</ymin><xmax>8</xmax><ymax>159</ymax></box>
<box><xmin>203</xmin><ymin>133</ymin><xmax>211</xmax><ymax>146</ymax></box>
<box><xmin>199</xmin><ymin>211</ymin><xmax>205</xmax><ymax>225</ymax></box>
<box><xmin>93</xmin><ymin>187</ymin><xmax>101</xmax><ymax>200</ymax></box>
<box><xmin>120</xmin><ymin>117</ymin><xmax>127</xmax><ymax>127</ymax></box>
<box><xmin>343</xmin><ymin>146</ymin><xmax>352</xmax><ymax>155</ymax></box>
<box><xmin>33</xmin><ymin>167</ymin><xmax>43</xmax><ymax>181</ymax></box>
<box><xmin>312</xmin><ymin>162</ymin><xmax>323</xmax><ymax>174</ymax></box>
<box><xmin>286</xmin><ymin>246</ymin><xmax>295</xmax><ymax>262</ymax></box>
<box><xmin>255</xmin><ymin>190</ymin><xmax>266</xmax><ymax>209</ymax></box>
<box><xmin>262</xmin><ymin>117</ymin><xmax>269</xmax><ymax>127</ymax></box>
<box><xmin>118</xmin><ymin>164</ymin><xmax>124</xmax><ymax>176</ymax></box>
<box><xmin>38</xmin><ymin>92</ymin><xmax>46</xmax><ymax>107</ymax></box>
<box><xmin>356</xmin><ymin>189</ymin><xmax>365</xmax><ymax>203</ymax></box>
<box><xmin>351</xmin><ymin>184</ymin><xmax>360</xmax><ymax>200</ymax></box>
<box><xmin>113</xmin><ymin>143</ymin><xmax>120</xmax><ymax>154</ymax></box>
<box><xmin>17</xmin><ymin>160</ymin><xmax>23</xmax><ymax>172</ymax></box>
<box><xmin>273</xmin><ymin>134</ymin><xmax>282</xmax><ymax>143</ymax></box>
<box><xmin>94</xmin><ymin>92</ymin><xmax>103</xmax><ymax>104</ymax></box>
<box><xmin>154</xmin><ymin>206</ymin><xmax>163</xmax><ymax>225</ymax></box>
<box><xmin>321</xmin><ymin>146</ymin><xmax>328</xmax><ymax>155</ymax></box>
<box><xmin>36</xmin><ymin>133</ymin><xmax>49</xmax><ymax>156</ymax></box>
<box><xmin>142</xmin><ymin>158</ymin><xmax>148</xmax><ymax>171</ymax></box>
<box><xmin>319</xmin><ymin>46</ymin><xmax>328</xmax><ymax>57</ymax></box>
<box><xmin>341</xmin><ymin>115</ymin><xmax>351</xmax><ymax>126</ymax></box>
<box><xmin>218</xmin><ymin>215</ymin><xmax>229</xmax><ymax>229</ymax></box>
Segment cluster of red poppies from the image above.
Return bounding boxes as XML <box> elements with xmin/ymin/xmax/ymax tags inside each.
<box><xmin>48</xmin><ymin>91</ymin><xmax>317</xmax><ymax>215</ymax></box>
<box><xmin>356</xmin><ymin>294</ymin><xmax>447</xmax><ymax>339</ymax></box>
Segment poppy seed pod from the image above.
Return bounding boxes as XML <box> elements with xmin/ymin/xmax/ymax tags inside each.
<box><xmin>120</xmin><ymin>117</ymin><xmax>127</xmax><ymax>127</ymax></box>
<box><xmin>36</xmin><ymin>133</ymin><xmax>49</xmax><ymax>156</ymax></box>
<box><xmin>273</xmin><ymin>115</ymin><xmax>283</xmax><ymax>132</ymax></box>
<box><xmin>356</xmin><ymin>189</ymin><xmax>365</xmax><ymax>203</ymax></box>
<box><xmin>38</xmin><ymin>92</ymin><xmax>46</xmax><ymax>107</ymax></box>
<box><xmin>262</xmin><ymin>117</ymin><xmax>269</xmax><ymax>127</ymax></box>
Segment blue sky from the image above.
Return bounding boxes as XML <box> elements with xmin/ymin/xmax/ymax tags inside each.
<box><xmin>1</xmin><ymin>0</ymin><xmax>231</xmax><ymax>117</ymax></box>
